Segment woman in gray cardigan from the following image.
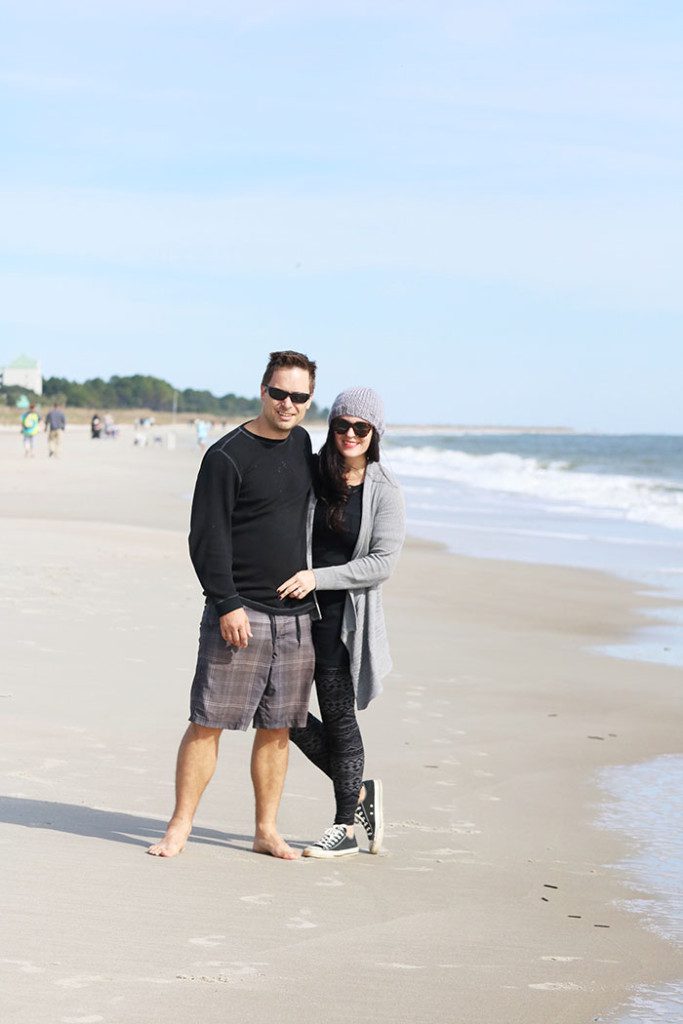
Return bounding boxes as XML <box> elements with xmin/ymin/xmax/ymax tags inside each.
<box><xmin>277</xmin><ymin>387</ymin><xmax>405</xmax><ymax>859</ymax></box>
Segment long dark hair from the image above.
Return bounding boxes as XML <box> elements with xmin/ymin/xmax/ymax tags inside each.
<box><xmin>317</xmin><ymin>427</ymin><xmax>381</xmax><ymax>533</ymax></box>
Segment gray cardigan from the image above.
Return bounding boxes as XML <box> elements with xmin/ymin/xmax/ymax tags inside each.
<box><xmin>308</xmin><ymin>461</ymin><xmax>406</xmax><ymax>710</ymax></box>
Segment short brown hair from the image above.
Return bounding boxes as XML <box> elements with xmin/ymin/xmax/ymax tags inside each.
<box><xmin>261</xmin><ymin>350</ymin><xmax>317</xmax><ymax>392</ymax></box>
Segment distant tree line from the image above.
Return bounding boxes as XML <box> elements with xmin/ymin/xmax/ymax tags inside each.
<box><xmin>0</xmin><ymin>373</ymin><xmax>327</xmax><ymax>418</ymax></box>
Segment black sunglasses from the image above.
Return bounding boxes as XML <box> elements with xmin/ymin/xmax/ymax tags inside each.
<box><xmin>265</xmin><ymin>385</ymin><xmax>311</xmax><ymax>405</ymax></box>
<box><xmin>332</xmin><ymin>417</ymin><xmax>373</xmax><ymax>438</ymax></box>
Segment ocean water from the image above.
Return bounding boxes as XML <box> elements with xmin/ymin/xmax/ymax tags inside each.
<box><xmin>377</xmin><ymin>431</ymin><xmax>683</xmax><ymax>668</ymax></box>
<box><xmin>597</xmin><ymin>757</ymin><xmax>683</xmax><ymax>1024</ymax></box>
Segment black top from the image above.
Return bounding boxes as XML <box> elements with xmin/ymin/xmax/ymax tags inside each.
<box><xmin>189</xmin><ymin>423</ymin><xmax>314</xmax><ymax>616</ymax></box>
<box><xmin>312</xmin><ymin>484</ymin><xmax>363</xmax><ymax>576</ymax></box>
<box><xmin>311</xmin><ymin>484</ymin><xmax>363</xmax><ymax>666</ymax></box>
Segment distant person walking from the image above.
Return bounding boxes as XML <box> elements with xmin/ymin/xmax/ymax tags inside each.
<box><xmin>149</xmin><ymin>350</ymin><xmax>318</xmax><ymax>861</ymax></box>
<box><xmin>195</xmin><ymin>418</ymin><xmax>210</xmax><ymax>449</ymax></box>
<box><xmin>20</xmin><ymin>405</ymin><xmax>41</xmax><ymax>457</ymax></box>
<box><xmin>44</xmin><ymin>403</ymin><xmax>66</xmax><ymax>458</ymax></box>
<box><xmin>91</xmin><ymin>414</ymin><xmax>103</xmax><ymax>439</ymax></box>
<box><xmin>103</xmin><ymin>413</ymin><xmax>119</xmax><ymax>439</ymax></box>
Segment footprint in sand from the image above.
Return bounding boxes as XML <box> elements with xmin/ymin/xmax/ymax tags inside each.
<box><xmin>391</xmin><ymin>866</ymin><xmax>433</xmax><ymax>873</ymax></box>
<box><xmin>529</xmin><ymin>982</ymin><xmax>583</xmax><ymax>991</ymax></box>
<box><xmin>201</xmin><ymin>961</ymin><xmax>268</xmax><ymax>979</ymax></box>
<box><xmin>286</xmin><ymin>910</ymin><xmax>316</xmax><ymax>929</ymax></box>
<box><xmin>419</xmin><ymin>848</ymin><xmax>470</xmax><ymax>859</ymax></box>
<box><xmin>377</xmin><ymin>963</ymin><xmax>425</xmax><ymax>970</ymax></box>
<box><xmin>189</xmin><ymin>935</ymin><xmax>226</xmax><ymax>947</ymax></box>
<box><xmin>61</xmin><ymin>1016</ymin><xmax>105</xmax><ymax>1023</ymax></box>
<box><xmin>0</xmin><ymin>958</ymin><xmax>45</xmax><ymax>974</ymax></box>
<box><xmin>388</xmin><ymin>819</ymin><xmax>480</xmax><ymax>836</ymax></box>
<box><xmin>6</xmin><ymin>771</ymin><xmax>56</xmax><ymax>787</ymax></box>
<box><xmin>315</xmin><ymin>873</ymin><xmax>344</xmax><ymax>887</ymax></box>
<box><xmin>239</xmin><ymin>894</ymin><xmax>274</xmax><ymax>906</ymax></box>
<box><xmin>55</xmin><ymin>976</ymin><xmax>103</xmax><ymax>989</ymax></box>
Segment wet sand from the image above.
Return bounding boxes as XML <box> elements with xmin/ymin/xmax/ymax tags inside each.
<box><xmin>1</xmin><ymin>426</ymin><xmax>681</xmax><ymax>1023</ymax></box>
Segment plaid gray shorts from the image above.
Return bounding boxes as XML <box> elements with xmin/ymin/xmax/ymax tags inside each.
<box><xmin>189</xmin><ymin>604</ymin><xmax>315</xmax><ymax>731</ymax></box>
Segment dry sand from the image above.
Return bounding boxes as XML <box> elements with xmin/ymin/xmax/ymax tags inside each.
<box><xmin>1</xmin><ymin>425</ymin><xmax>681</xmax><ymax>1024</ymax></box>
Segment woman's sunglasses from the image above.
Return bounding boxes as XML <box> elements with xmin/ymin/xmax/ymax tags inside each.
<box><xmin>331</xmin><ymin>417</ymin><xmax>373</xmax><ymax>438</ymax></box>
<box><xmin>265</xmin><ymin>385</ymin><xmax>311</xmax><ymax>405</ymax></box>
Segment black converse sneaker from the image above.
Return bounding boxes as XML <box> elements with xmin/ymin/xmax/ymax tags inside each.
<box><xmin>303</xmin><ymin>824</ymin><xmax>359</xmax><ymax>859</ymax></box>
<box><xmin>354</xmin><ymin>778</ymin><xmax>384</xmax><ymax>854</ymax></box>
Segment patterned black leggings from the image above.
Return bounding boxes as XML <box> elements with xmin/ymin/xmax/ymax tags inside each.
<box><xmin>290</xmin><ymin>665</ymin><xmax>364</xmax><ymax>826</ymax></box>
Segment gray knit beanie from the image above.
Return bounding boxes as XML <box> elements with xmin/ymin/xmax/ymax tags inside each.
<box><xmin>329</xmin><ymin>386</ymin><xmax>385</xmax><ymax>437</ymax></box>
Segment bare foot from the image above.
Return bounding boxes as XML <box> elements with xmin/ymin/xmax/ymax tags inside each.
<box><xmin>253</xmin><ymin>831</ymin><xmax>301</xmax><ymax>860</ymax></box>
<box><xmin>147</xmin><ymin>819</ymin><xmax>191</xmax><ymax>858</ymax></box>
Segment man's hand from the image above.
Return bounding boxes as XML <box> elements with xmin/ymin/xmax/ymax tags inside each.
<box><xmin>277</xmin><ymin>569</ymin><xmax>316</xmax><ymax>600</ymax></box>
<box><xmin>219</xmin><ymin>608</ymin><xmax>253</xmax><ymax>648</ymax></box>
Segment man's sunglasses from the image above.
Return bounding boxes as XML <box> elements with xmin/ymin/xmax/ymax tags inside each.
<box><xmin>331</xmin><ymin>417</ymin><xmax>374</xmax><ymax>438</ymax></box>
<box><xmin>265</xmin><ymin>385</ymin><xmax>311</xmax><ymax>405</ymax></box>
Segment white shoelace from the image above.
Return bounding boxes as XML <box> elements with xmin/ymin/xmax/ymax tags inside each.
<box><xmin>315</xmin><ymin>824</ymin><xmax>349</xmax><ymax>849</ymax></box>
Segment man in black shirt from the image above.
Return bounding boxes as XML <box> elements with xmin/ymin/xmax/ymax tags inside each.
<box><xmin>149</xmin><ymin>351</ymin><xmax>318</xmax><ymax>860</ymax></box>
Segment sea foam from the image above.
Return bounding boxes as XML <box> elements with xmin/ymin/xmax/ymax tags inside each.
<box><xmin>384</xmin><ymin>445</ymin><xmax>683</xmax><ymax>532</ymax></box>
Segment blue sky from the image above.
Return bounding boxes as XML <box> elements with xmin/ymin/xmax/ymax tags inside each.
<box><xmin>1</xmin><ymin>1</ymin><xmax>681</xmax><ymax>430</ymax></box>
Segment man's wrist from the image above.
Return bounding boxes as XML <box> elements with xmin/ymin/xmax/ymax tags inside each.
<box><xmin>214</xmin><ymin>595</ymin><xmax>243</xmax><ymax>616</ymax></box>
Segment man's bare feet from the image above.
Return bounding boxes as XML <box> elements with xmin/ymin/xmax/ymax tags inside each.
<box><xmin>252</xmin><ymin>830</ymin><xmax>301</xmax><ymax>860</ymax></box>
<box><xmin>147</xmin><ymin>819</ymin><xmax>191</xmax><ymax>858</ymax></box>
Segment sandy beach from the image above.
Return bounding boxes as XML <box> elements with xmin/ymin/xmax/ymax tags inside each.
<box><xmin>1</xmin><ymin>426</ymin><xmax>681</xmax><ymax>1024</ymax></box>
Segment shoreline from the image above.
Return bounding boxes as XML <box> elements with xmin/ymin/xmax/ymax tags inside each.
<box><xmin>1</xmin><ymin>432</ymin><xmax>682</xmax><ymax>1022</ymax></box>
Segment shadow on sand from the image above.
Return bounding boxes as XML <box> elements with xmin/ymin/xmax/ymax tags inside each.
<box><xmin>0</xmin><ymin>795</ymin><xmax>253</xmax><ymax>852</ymax></box>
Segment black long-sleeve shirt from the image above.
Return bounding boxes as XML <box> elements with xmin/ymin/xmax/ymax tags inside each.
<box><xmin>189</xmin><ymin>423</ymin><xmax>315</xmax><ymax>617</ymax></box>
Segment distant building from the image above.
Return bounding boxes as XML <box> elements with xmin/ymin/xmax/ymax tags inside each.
<box><xmin>1</xmin><ymin>354</ymin><xmax>43</xmax><ymax>395</ymax></box>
